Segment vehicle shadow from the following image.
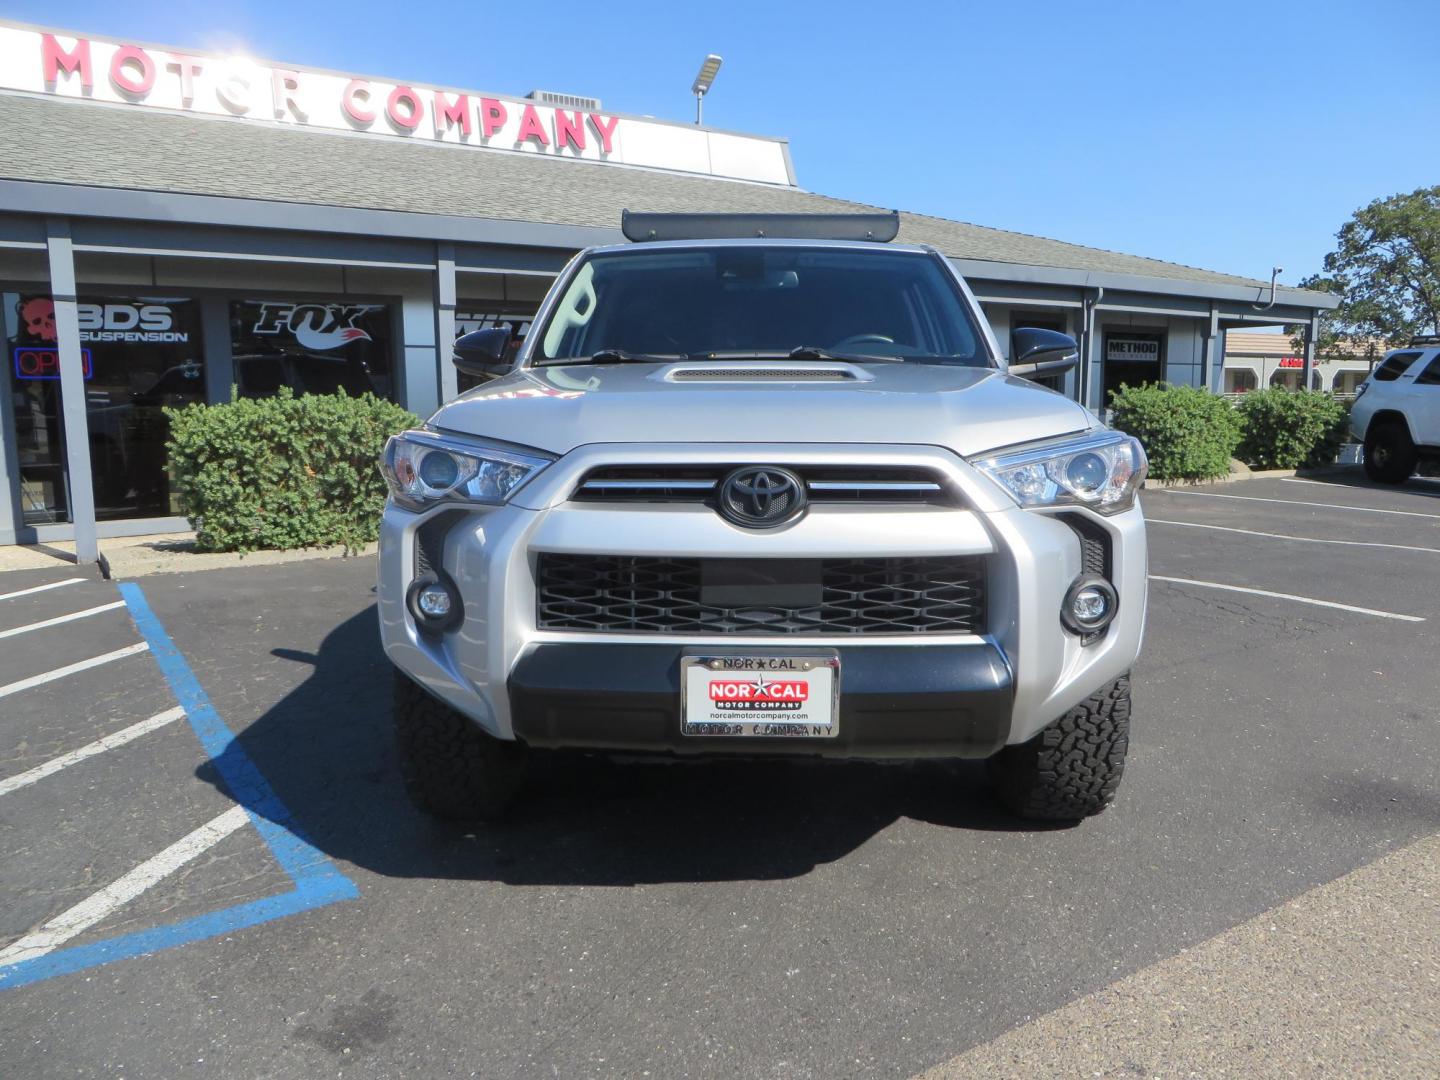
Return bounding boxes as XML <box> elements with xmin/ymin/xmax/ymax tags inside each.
<box><xmin>200</xmin><ymin>605</ymin><xmax>1061</xmax><ymax>887</ymax></box>
<box><xmin>1298</xmin><ymin>468</ymin><xmax>1440</xmax><ymax>498</ymax></box>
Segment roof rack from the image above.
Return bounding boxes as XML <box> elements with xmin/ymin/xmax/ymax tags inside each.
<box><xmin>620</xmin><ymin>210</ymin><xmax>901</xmax><ymax>244</ymax></box>
<box><xmin>1408</xmin><ymin>334</ymin><xmax>1440</xmax><ymax>346</ymax></box>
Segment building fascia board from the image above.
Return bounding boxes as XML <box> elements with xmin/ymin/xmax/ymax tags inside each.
<box><xmin>953</xmin><ymin>258</ymin><xmax>1339</xmax><ymax>311</ymax></box>
<box><xmin>0</xmin><ymin>179</ymin><xmax>623</xmax><ymax>252</ymax></box>
<box><xmin>0</xmin><ymin>179</ymin><xmax>1339</xmax><ymax>313</ymax></box>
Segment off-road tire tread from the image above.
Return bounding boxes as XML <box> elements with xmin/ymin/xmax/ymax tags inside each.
<box><xmin>987</xmin><ymin>675</ymin><xmax>1130</xmax><ymax>821</ymax></box>
<box><xmin>1363</xmin><ymin>421</ymin><xmax>1415</xmax><ymax>484</ymax></box>
<box><xmin>393</xmin><ymin>670</ymin><xmax>527</xmax><ymax>821</ymax></box>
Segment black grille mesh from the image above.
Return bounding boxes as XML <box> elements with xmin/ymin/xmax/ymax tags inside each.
<box><xmin>1059</xmin><ymin>513</ymin><xmax>1112</xmax><ymax>578</ymax></box>
<box><xmin>536</xmin><ymin>555</ymin><xmax>985</xmax><ymax>635</ymax></box>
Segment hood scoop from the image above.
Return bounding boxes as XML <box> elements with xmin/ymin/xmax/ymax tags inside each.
<box><xmin>662</xmin><ymin>362</ymin><xmax>869</xmax><ymax>383</ymax></box>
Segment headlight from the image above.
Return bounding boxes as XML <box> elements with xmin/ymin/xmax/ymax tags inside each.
<box><xmin>380</xmin><ymin>430</ymin><xmax>553</xmax><ymax>510</ymax></box>
<box><xmin>972</xmin><ymin>430</ymin><xmax>1147</xmax><ymax>514</ymax></box>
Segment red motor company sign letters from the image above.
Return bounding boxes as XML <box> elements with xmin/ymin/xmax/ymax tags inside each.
<box><xmin>0</xmin><ymin>21</ymin><xmax>793</xmax><ymax>184</ymax></box>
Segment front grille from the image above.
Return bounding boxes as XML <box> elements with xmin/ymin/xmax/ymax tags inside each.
<box><xmin>536</xmin><ymin>554</ymin><xmax>986</xmax><ymax>635</ymax></box>
<box><xmin>572</xmin><ymin>465</ymin><xmax>956</xmax><ymax>506</ymax></box>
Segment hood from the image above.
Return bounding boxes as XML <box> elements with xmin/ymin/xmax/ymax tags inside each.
<box><xmin>429</xmin><ymin>361</ymin><xmax>1096</xmax><ymax>458</ymax></box>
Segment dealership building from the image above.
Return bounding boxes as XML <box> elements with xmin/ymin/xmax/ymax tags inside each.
<box><xmin>0</xmin><ymin>19</ymin><xmax>1338</xmax><ymax>554</ymax></box>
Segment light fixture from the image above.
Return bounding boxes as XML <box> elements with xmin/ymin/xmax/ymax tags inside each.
<box><xmin>1061</xmin><ymin>576</ymin><xmax>1119</xmax><ymax>636</ymax></box>
<box><xmin>691</xmin><ymin>54</ymin><xmax>723</xmax><ymax>125</ymax></box>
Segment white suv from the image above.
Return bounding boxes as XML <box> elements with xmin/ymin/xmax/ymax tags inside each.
<box><xmin>376</xmin><ymin>212</ymin><xmax>1149</xmax><ymax>823</ymax></box>
<box><xmin>1350</xmin><ymin>339</ymin><xmax>1440</xmax><ymax>483</ymax></box>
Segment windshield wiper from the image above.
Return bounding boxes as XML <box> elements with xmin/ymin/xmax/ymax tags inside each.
<box><xmin>702</xmin><ymin>347</ymin><xmax>905</xmax><ymax>363</ymax></box>
<box><xmin>537</xmin><ymin>349</ymin><xmax>688</xmax><ymax>366</ymax></box>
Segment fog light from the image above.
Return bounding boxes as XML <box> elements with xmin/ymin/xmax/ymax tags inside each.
<box><xmin>407</xmin><ymin>576</ymin><xmax>461</xmax><ymax>631</ymax></box>
<box><xmin>417</xmin><ymin>584</ymin><xmax>452</xmax><ymax>618</ymax></box>
<box><xmin>1061</xmin><ymin>575</ymin><xmax>1118</xmax><ymax>636</ymax></box>
<box><xmin>1073</xmin><ymin>586</ymin><xmax>1108</xmax><ymax>622</ymax></box>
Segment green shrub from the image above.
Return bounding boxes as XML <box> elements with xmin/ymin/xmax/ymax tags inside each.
<box><xmin>166</xmin><ymin>389</ymin><xmax>417</xmax><ymax>553</ymax></box>
<box><xmin>1235</xmin><ymin>388</ymin><xmax>1349</xmax><ymax>470</ymax></box>
<box><xmin>1108</xmin><ymin>382</ymin><xmax>1243</xmax><ymax>481</ymax></box>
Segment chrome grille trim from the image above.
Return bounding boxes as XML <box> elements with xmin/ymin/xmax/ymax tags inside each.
<box><xmin>572</xmin><ymin>465</ymin><xmax>959</xmax><ymax>506</ymax></box>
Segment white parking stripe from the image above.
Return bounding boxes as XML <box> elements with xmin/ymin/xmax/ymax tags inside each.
<box><xmin>0</xmin><ymin>642</ymin><xmax>149</xmax><ymax>700</ymax></box>
<box><xmin>1148</xmin><ymin>518</ymin><xmax>1440</xmax><ymax>554</ymax></box>
<box><xmin>0</xmin><ymin>577</ymin><xmax>86</xmax><ymax>602</ymax></box>
<box><xmin>1157</xmin><ymin>489</ymin><xmax>1440</xmax><ymax>519</ymax></box>
<box><xmin>0</xmin><ymin>600</ymin><xmax>127</xmax><ymax>641</ymax></box>
<box><xmin>0</xmin><ymin>805</ymin><xmax>249</xmax><ymax>966</ymax></box>
<box><xmin>0</xmin><ymin>707</ymin><xmax>186</xmax><ymax>797</ymax></box>
<box><xmin>1149</xmin><ymin>575</ymin><xmax>1426</xmax><ymax>622</ymax></box>
<box><xmin>1281</xmin><ymin>476</ymin><xmax>1440</xmax><ymax>499</ymax></box>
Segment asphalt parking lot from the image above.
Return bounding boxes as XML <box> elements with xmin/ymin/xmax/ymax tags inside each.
<box><xmin>1</xmin><ymin>471</ymin><xmax>1437</xmax><ymax>1078</ymax></box>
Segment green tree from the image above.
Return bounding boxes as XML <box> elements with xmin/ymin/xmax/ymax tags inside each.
<box><xmin>1297</xmin><ymin>186</ymin><xmax>1440</xmax><ymax>351</ymax></box>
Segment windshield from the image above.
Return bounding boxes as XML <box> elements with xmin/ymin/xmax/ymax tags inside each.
<box><xmin>531</xmin><ymin>246</ymin><xmax>990</xmax><ymax>366</ymax></box>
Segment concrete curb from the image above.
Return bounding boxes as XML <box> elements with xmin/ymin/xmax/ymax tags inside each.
<box><xmin>104</xmin><ymin>540</ymin><xmax>378</xmax><ymax>579</ymax></box>
<box><xmin>0</xmin><ymin>534</ymin><xmax>378</xmax><ymax>578</ymax></box>
<box><xmin>1143</xmin><ymin>463</ymin><xmax>1361</xmax><ymax>490</ymax></box>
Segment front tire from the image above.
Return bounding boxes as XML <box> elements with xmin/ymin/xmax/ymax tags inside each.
<box><xmin>987</xmin><ymin>675</ymin><xmax>1131</xmax><ymax>821</ymax></box>
<box><xmin>1363</xmin><ymin>421</ymin><xmax>1416</xmax><ymax>484</ymax></box>
<box><xmin>393</xmin><ymin>670</ymin><xmax>528</xmax><ymax>821</ymax></box>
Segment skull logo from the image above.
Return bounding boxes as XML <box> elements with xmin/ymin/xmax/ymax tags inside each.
<box><xmin>19</xmin><ymin>297</ymin><xmax>56</xmax><ymax>343</ymax></box>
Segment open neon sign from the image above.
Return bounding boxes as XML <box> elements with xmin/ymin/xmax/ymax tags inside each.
<box><xmin>13</xmin><ymin>347</ymin><xmax>94</xmax><ymax>380</ymax></box>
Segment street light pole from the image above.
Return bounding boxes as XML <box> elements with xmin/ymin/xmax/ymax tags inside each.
<box><xmin>691</xmin><ymin>54</ymin><xmax>722</xmax><ymax>126</ymax></box>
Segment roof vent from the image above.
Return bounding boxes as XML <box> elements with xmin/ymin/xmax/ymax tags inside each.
<box><xmin>527</xmin><ymin>90</ymin><xmax>602</xmax><ymax>112</ymax></box>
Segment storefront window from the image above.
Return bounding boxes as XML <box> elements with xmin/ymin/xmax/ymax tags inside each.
<box><xmin>228</xmin><ymin>299</ymin><xmax>395</xmax><ymax>401</ymax></box>
<box><xmin>1225</xmin><ymin>368</ymin><xmax>1258</xmax><ymax>393</ymax></box>
<box><xmin>5</xmin><ymin>292</ymin><xmax>205</xmax><ymax>524</ymax></box>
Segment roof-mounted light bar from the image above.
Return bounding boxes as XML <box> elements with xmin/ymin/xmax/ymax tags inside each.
<box><xmin>620</xmin><ymin>210</ymin><xmax>901</xmax><ymax>244</ymax></box>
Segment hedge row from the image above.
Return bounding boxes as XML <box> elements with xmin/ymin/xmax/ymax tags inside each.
<box><xmin>1109</xmin><ymin>383</ymin><xmax>1349</xmax><ymax>481</ymax></box>
<box><xmin>165</xmin><ymin>389</ymin><xmax>417</xmax><ymax>553</ymax></box>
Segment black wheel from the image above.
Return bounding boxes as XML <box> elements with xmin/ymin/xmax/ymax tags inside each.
<box><xmin>1363</xmin><ymin>421</ymin><xmax>1416</xmax><ymax>484</ymax></box>
<box><xmin>393</xmin><ymin>669</ymin><xmax>528</xmax><ymax>821</ymax></box>
<box><xmin>986</xmin><ymin>675</ymin><xmax>1131</xmax><ymax>821</ymax></box>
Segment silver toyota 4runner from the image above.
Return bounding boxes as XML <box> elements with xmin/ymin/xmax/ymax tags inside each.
<box><xmin>377</xmin><ymin>212</ymin><xmax>1148</xmax><ymax>822</ymax></box>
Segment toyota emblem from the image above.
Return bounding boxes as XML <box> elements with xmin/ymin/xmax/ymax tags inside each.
<box><xmin>717</xmin><ymin>466</ymin><xmax>807</xmax><ymax>529</ymax></box>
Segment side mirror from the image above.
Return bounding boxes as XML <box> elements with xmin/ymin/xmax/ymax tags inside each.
<box><xmin>1008</xmin><ymin>327</ymin><xmax>1080</xmax><ymax>378</ymax></box>
<box><xmin>453</xmin><ymin>327</ymin><xmax>514</xmax><ymax>380</ymax></box>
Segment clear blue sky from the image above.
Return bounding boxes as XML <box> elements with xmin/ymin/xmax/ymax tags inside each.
<box><xmin>9</xmin><ymin>0</ymin><xmax>1438</xmax><ymax>286</ymax></box>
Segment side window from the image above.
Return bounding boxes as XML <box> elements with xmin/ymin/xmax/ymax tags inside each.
<box><xmin>1373</xmin><ymin>351</ymin><xmax>1421</xmax><ymax>381</ymax></box>
<box><xmin>1414</xmin><ymin>355</ymin><xmax>1440</xmax><ymax>386</ymax></box>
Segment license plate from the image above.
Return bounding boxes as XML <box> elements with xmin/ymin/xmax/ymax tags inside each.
<box><xmin>680</xmin><ymin>654</ymin><xmax>839</xmax><ymax>738</ymax></box>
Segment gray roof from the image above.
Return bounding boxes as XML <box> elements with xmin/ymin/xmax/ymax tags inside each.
<box><xmin>1</xmin><ymin>92</ymin><xmax>1276</xmax><ymax>292</ymax></box>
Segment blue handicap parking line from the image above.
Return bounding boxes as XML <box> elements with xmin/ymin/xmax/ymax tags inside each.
<box><xmin>0</xmin><ymin>583</ymin><xmax>358</xmax><ymax>991</ymax></box>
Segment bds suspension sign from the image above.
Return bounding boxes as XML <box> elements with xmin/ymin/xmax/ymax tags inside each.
<box><xmin>0</xmin><ymin>21</ymin><xmax>792</xmax><ymax>184</ymax></box>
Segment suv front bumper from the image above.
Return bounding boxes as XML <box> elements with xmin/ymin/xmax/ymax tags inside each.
<box><xmin>378</xmin><ymin>442</ymin><xmax>1147</xmax><ymax>755</ymax></box>
<box><xmin>510</xmin><ymin>642</ymin><xmax>1012</xmax><ymax>758</ymax></box>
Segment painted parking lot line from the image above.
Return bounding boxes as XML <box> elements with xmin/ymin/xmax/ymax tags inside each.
<box><xmin>0</xmin><ymin>706</ymin><xmax>186</xmax><ymax>797</ymax></box>
<box><xmin>0</xmin><ymin>807</ymin><xmax>250</xmax><ymax>966</ymax></box>
<box><xmin>1156</xmin><ymin>489</ymin><xmax>1440</xmax><ymax>519</ymax></box>
<box><xmin>0</xmin><ymin>642</ymin><xmax>149</xmax><ymax>700</ymax></box>
<box><xmin>1282</xmin><ymin>476</ymin><xmax>1440</xmax><ymax>496</ymax></box>
<box><xmin>1148</xmin><ymin>575</ymin><xmax>1426</xmax><ymax>622</ymax></box>
<box><xmin>1147</xmin><ymin>518</ymin><xmax>1440</xmax><ymax>555</ymax></box>
<box><xmin>0</xmin><ymin>583</ymin><xmax>357</xmax><ymax>992</ymax></box>
<box><xmin>0</xmin><ymin>600</ymin><xmax>128</xmax><ymax>640</ymax></box>
<box><xmin>0</xmin><ymin>577</ymin><xmax>86</xmax><ymax>602</ymax></box>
